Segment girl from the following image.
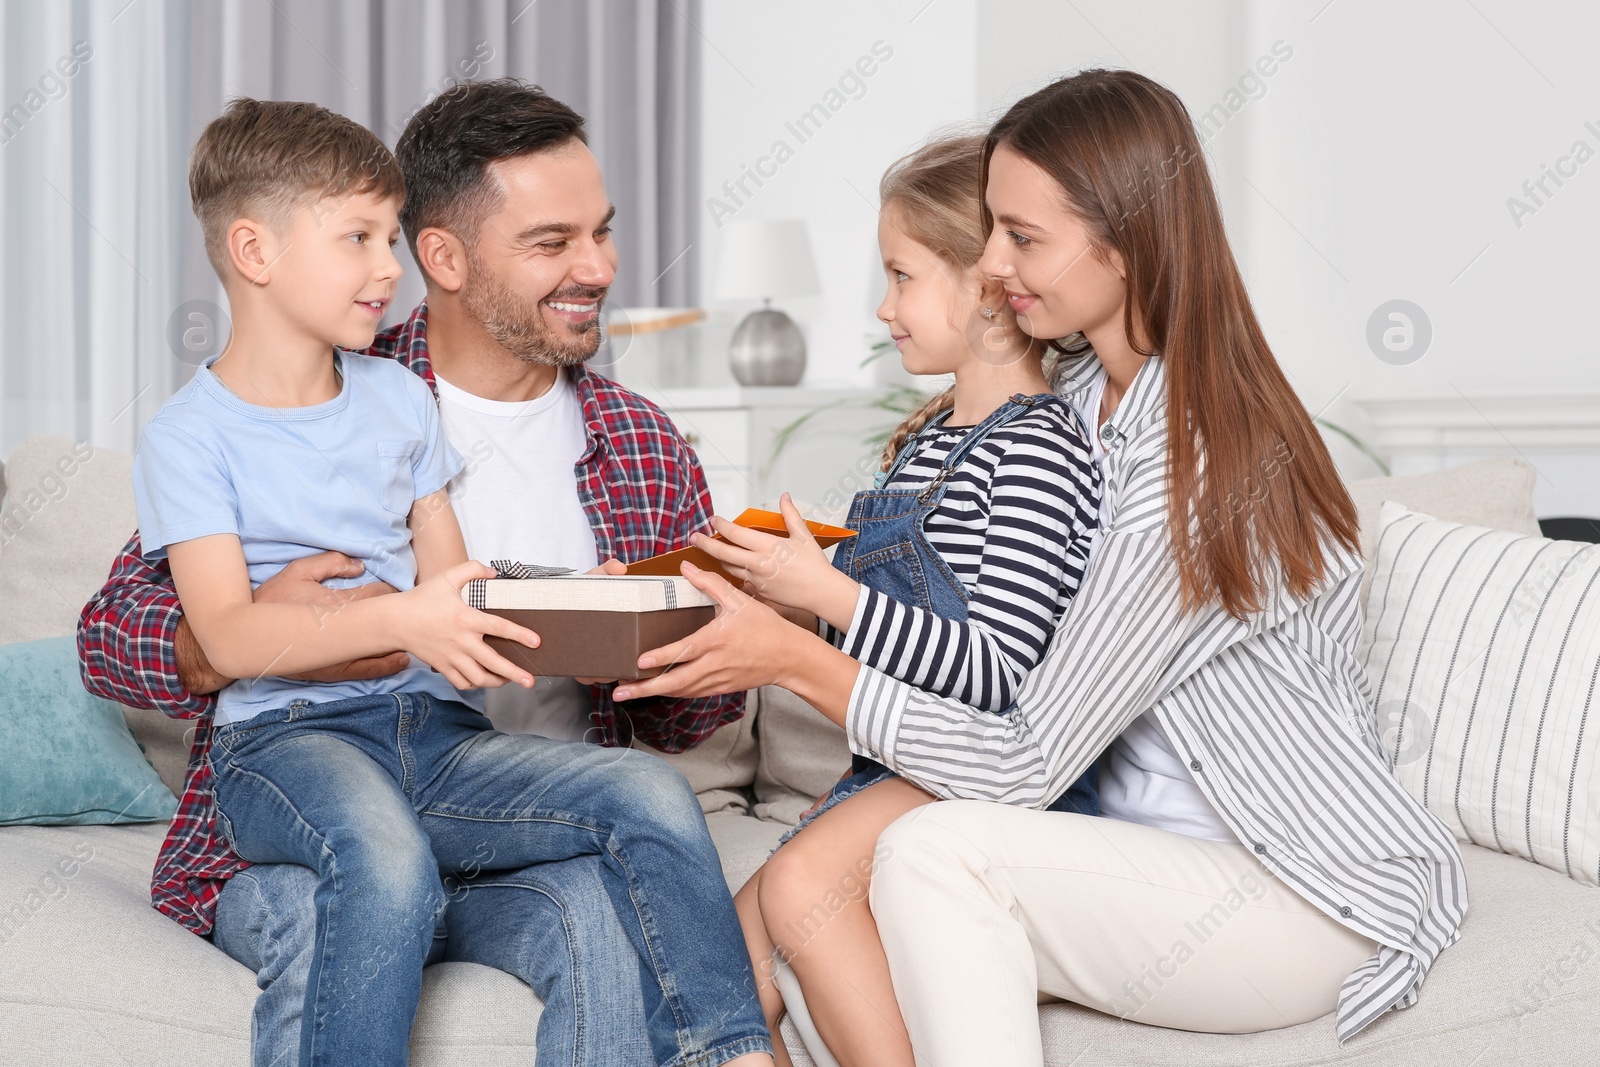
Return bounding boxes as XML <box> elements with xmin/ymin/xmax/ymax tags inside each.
<box><xmin>687</xmin><ymin>134</ymin><xmax>1102</xmax><ymax>1067</ymax></box>
<box><xmin>616</xmin><ymin>68</ymin><xmax>1467</xmax><ymax>1067</ymax></box>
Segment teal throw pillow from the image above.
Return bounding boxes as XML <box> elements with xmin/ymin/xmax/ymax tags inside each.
<box><xmin>0</xmin><ymin>636</ymin><xmax>178</xmax><ymax>825</ymax></box>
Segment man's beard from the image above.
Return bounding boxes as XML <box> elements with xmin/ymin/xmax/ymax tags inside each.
<box><xmin>460</xmin><ymin>250</ymin><xmax>604</xmax><ymax>368</ymax></box>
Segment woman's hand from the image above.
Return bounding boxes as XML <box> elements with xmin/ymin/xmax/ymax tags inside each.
<box><xmin>613</xmin><ymin>561</ymin><xmax>861</xmax><ymax>728</ymax></box>
<box><xmin>612</xmin><ymin>562</ymin><xmax>792</xmax><ymax>700</ymax></box>
<box><xmin>689</xmin><ymin>493</ymin><xmax>860</xmax><ymax>632</ymax></box>
<box><xmin>763</xmin><ymin>601</ymin><xmax>820</xmax><ymax>633</ymax></box>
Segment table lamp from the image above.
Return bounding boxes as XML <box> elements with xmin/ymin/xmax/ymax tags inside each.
<box><xmin>713</xmin><ymin>218</ymin><xmax>821</xmax><ymax>386</ymax></box>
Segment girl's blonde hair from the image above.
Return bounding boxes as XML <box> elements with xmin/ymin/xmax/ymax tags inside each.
<box><xmin>875</xmin><ymin>133</ymin><xmax>1045</xmax><ymax>472</ymax></box>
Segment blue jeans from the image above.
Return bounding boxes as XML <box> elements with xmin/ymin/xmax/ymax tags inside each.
<box><xmin>209</xmin><ymin>691</ymin><xmax>770</xmax><ymax>1067</ymax></box>
<box><xmin>213</xmin><ymin>856</ymin><xmax>654</xmax><ymax>1067</ymax></box>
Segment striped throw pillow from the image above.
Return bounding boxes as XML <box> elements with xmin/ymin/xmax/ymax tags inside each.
<box><xmin>1363</xmin><ymin>501</ymin><xmax>1600</xmax><ymax>887</ymax></box>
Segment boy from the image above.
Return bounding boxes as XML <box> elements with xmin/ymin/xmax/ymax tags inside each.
<box><xmin>132</xmin><ymin>96</ymin><xmax>544</xmax><ymax>1064</ymax></box>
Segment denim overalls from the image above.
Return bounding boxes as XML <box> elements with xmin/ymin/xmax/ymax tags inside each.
<box><xmin>774</xmin><ymin>392</ymin><xmax>1102</xmax><ymax>850</ymax></box>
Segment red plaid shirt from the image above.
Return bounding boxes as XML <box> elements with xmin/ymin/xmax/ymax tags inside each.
<box><xmin>76</xmin><ymin>302</ymin><xmax>745</xmax><ymax>937</ymax></box>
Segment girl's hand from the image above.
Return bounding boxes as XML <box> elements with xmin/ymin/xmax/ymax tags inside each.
<box><xmin>394</xmin><ymin>560</ymin><xmax>541</xmax><ymax>691</ymax></box>
<box><xmin>689</xmin><ymin>493</ymin><xmax>859</xmax><ymax>631</ymax></box>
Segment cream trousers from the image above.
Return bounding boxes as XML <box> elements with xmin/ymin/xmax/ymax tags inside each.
<box><xmin>779</xmin><ymin>801</ymin><xmax>1379</xmax><ymax>1067</ymax></box>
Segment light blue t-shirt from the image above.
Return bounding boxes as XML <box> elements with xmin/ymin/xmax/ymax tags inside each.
<box><xmin>132</xmin><ymin>350</ymin><xmax>478</xmax><ymax>726</ymax></box>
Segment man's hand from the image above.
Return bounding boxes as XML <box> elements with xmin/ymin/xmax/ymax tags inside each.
<box><xmin>174</xmin><ymin>613</ymin><xmax>233</xmax><ymax>696</ymax></box>
<box><xmin>257</xmin><ymin>551</ymin><xmax>410</xmax><ymax>684</ymax></box>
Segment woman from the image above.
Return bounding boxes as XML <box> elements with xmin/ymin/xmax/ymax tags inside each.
<box><xmin>614</xmin><ymin>68</ymin><xmax>1467</xmax><ymax>1065</ymax></box>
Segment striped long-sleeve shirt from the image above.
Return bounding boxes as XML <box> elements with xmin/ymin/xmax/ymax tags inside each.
<box><xmin>847</xmin><ymin>352</ymin><xmax>1469</xmax><ymax>1047</ymax></box>
<box><xmin>826</xmin><ymin>402</ymin><xmax>1099</xmax><ymax>712</ymax></box>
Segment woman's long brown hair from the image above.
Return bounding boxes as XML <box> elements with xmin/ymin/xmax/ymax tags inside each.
<box><xmin>983</xmin><ymin>69</ymin><xmax>1358</xmax><ymax>619</ymax></box>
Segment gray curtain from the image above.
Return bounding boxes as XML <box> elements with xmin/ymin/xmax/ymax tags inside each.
<box><xmin>0</xmin><ymin>0</ymin><xmax>700</xmax><ymax>456</ymax></box>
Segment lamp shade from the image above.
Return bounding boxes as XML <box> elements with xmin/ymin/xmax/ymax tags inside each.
<box><xmin>712</xmin><ymin>218</ymin><xmax>822</xmax><ymax>301</ymax></box>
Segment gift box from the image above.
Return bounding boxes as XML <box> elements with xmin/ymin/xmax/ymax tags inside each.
<box><xmin>462</xmin><ymin>563</ymin><xmax>717</xmax><ymax>681</ymax></box>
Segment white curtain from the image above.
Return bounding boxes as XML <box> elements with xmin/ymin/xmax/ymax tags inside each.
<box><xmin>0</xmin><ymin>0</ymin><xmax>701</xmax><ymax>456</ymax></box>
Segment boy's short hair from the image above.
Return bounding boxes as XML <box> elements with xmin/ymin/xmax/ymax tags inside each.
<box><xmin>395</xmin><ymin>78</ymin><xmax>586</xmax><ymax>263</ymax></box>
<box><xmin>189</xmin><ymin>97</ymin><xmax>405</xmax><ymax>280</ymax></box>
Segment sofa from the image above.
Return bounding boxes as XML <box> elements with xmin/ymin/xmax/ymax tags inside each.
<box><xmin>2</xmin><ymin>433</ymin><xmax>1597</xmax><ymax>1066</ymax></box>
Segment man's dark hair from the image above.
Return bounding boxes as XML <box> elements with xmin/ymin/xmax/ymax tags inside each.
<box><xmin>395</xmin><ymin>78</ymin><xmax>587</xmax><ymax>262</ymax></box>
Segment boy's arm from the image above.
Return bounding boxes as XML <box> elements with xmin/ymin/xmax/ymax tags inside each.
<box><xmin>167</xmin><ymin>532</ymin><xmax>536</xmax><ymax>689</ymax></box>
<box><xmin>408</xmin><ymin>488</ymin><xmax>469</xmax><ymax>583</ymax></box>
<box><xmin>78</xmin><ymin>533</ymin><xmax>419</xmax><ymax>714</ymax></box>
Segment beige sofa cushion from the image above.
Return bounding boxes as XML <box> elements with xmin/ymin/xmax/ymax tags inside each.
<box><xmin>0</xmin><ymin>823</ymin><xmax>543</xmax><ymax>1066</ymax></box>
<box><xmin>120</xmin><ymin>706</ymin><xmax>196</xmax><ymax>800</ymax></box>
<box><xmin>634</xmin><ymin>684</ymin><xmax>851</xmax><ymax>827</ymax></box>
<box><xmin>3</xmin><ymin>821</ymin><xmax>1592</xmax><ymax>1066</ymax></box>
<box><xmin>705</xmin><ymin>809</ymin><xmax>787</xmax><ymax>893</ymax></box>
<box><xmin>1027</xmin><ymin>841</ymin><xmax>1600</xmax><ymax>1065</ymax></box>
<box><xmin>0</xmin><ymin>436</ymin><xmax>137</xmax><ymax>645</ymax></box>
<box><xmin>0</xmin><ymin>437</ymin><xmax>188</xmax><ymax>794</ymax></box>
<box><xmin>0</xmin><ymin>816</ymin><xmax>789</xmax><ymax>1067</ymax></box>
<box><xmin>632</xmin><ymin>693</ymin><xmax>760</xmax><ymax>815</ymax></box>
<box><xmin>753</xmin><ymin>686</ymin><xmax>852</xmax><ymax>826</ymax></box>
<box><xmin>1346</xmin><ymin>458</ymin><xmax>1539</xmax><ymax>602</ymax></box>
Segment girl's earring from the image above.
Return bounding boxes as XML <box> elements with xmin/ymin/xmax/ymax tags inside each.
<box><xmin>981</xmin><ymin>306</ymin><xmax>995</xmax><ymax>320</ymax></box>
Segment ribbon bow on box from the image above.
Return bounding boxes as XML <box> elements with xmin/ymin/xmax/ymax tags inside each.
<box><xmin>463</xmin><ymin>561</ymin><xmax>575</xmax><ymax>609</ymax></box>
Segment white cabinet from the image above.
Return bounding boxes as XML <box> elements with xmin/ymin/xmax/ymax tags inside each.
<box><xmin>595</xmin><ymin>308</ymin><xmax>917</xmax><ymax>519</ymax></box>
<box><xmin>632</xmin><ymin>385</ymin><xmax>901</xmax><ymax>519</ymax></box>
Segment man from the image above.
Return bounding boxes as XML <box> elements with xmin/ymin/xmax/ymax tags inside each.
<box><xmin>78</xmin><ymin>79</ymin><xmax>771</xmax><ymax>1067</ymax></box>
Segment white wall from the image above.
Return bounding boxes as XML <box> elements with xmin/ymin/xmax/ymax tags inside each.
<box><xmin>975</xmin><ymin>1</ymin><xmax>1253</xmax><ymax>209</ymax></box>
<box><xmin>1238</xmin><ymin>0</ymin><xmax>1600</xmax><ymax>397</ymax></box>
<box><xmin>980</xmin><ymin>0</ymin><xmax>1600</xmax><ymax>515</ymax></box>
<box><xmin>698</xmin><ymin>0</ymin><xmax>1600</xmax><ymax>515</ymax></box>
<box><xmin>1241</xmin><ymin>0</ymin><xmax>1600</xmax><ymax>515</ymax></box>
<box><xmin>696</xmin><ymin>0</ymin><xmax>979</xmax><ymax>388</ymax></box>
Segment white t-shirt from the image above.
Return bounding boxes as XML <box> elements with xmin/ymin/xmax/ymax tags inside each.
<box><xmin>434</xmin><ymin>368</ymin><xmax>600</xmax><ymax>742</ymax></box>
<box><xmin>1070</xmin><ymin>371</ymin><xmax>1239</xmax><ymax>845</ymax></box>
